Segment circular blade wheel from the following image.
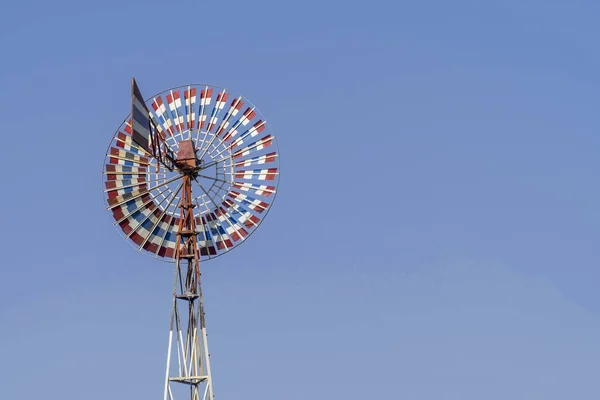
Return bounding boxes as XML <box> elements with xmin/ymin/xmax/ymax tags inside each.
<box><xmin>103</xmin><ymin>84</ymin><xmax>280</xmax><ymax>262</ymax></box>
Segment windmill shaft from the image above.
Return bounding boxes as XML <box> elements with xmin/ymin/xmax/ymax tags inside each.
<box><xmin>164</xmin><ymin>174</ymin><xmax>214</xmax><ymax>400</ymax></box>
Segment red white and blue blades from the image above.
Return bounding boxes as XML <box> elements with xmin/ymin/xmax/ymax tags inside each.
<box><xmin>103</xmin><ymin>83</ymin><xmax>279</xmax><ymax>261</ymax></box>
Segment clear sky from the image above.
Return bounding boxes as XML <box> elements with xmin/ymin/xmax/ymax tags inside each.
<box><xmin>1</xmin><ymin>0</ymin><xmax>599</xmax><ymax>398</ymax></box>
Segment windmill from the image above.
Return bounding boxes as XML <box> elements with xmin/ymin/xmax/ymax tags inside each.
<box><xmin>103</xmin><ymin>79</ymin><xmax>280</xmax><ymax>400</ymax></box>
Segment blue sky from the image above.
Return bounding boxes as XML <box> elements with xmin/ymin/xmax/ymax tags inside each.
<box><xmin>1</xmin><ymin>0</ymin><xmax>599</xmax><ymax>398</ymax></box>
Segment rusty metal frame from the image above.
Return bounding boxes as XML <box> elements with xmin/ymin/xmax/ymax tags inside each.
<box><xmin>164</xmin><ymin>172</ymin><xmax>214</xmax><ymax>400</ymax></box>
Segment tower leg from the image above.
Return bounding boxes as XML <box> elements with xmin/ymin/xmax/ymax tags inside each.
<box><xmin>164</xmin><ymin>175</ymin><xmax>214</xmax><ymax>400</ymax></box>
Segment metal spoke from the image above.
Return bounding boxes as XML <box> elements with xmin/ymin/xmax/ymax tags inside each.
<box><xmin>139</xmin><ymin>181</ymin><xmax>184</xmax><ymax>250</ymax></box>
<box><xmin>106</xmin><ymin>175</ymin><xmax>183</xmax><ymax>210</ymax></box>
<box><xmin>196</xmin><ymin>196</ymin><xmax>211</xmax><ymax>218</ymax></box>
<box><xmin>194</xmin><ymin>180</ymin><xmax>246</xmax><ymax>249</ymax></box>
<box><xmin>193</xmin><ymin>180</ymin><xmax>233</xmax><ymax>251</ymax></box>
<box><xmin>198</xmin><ymin>154</ymin><xmax>231</xmax><ymax>171</ymax></box>
<box><xmin>114</xmin><ymin>184</ymin><xmax>173</xmax><ymax>225</ymax></box>
<box><xmin>196</xmin><ymin>174</ymin><xmax>233</xmax><ymax>186</ymax></box>
<box><xmin>194</xmin><ymin>178</ymin><xmax>220</xmax><ymax>209</ymax></box>
<box><xmin>125</xmin><ymin>185</ymin><xmax>178</xmax><ymax>240</ymax></box>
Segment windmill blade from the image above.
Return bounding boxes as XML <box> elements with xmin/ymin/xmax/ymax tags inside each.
<box><xmin>234</xmin><ymin>168</ymin><xmax>278</xmax><ymax>181</ymax></box>
<box><xmin>234</xmin><ymin>152</ymin><xmax>278</xmax><ymax>168</ymax></box>
<box><xmin>230</xmin><ymin>120</ymin><xmax>267</xmax><ymax>149</ymax></box>
<box><xmin>184</xmin><ymin>87</ymin><xmax>197</xmax><ymax>132</ymax></box>
<box><xmin>232</xmin><ymin>182</ymin><xmax>276</xmax><ymax>198</ymax></box>
<box><xmin>105</xmin><ymin>164</ymin><xmax>148</xmax><ymax>175</ymax></box>
<box><xmin>222</xmin><ymin>107</ymin><xmax>256</xmax><ymax>143</ymax></box>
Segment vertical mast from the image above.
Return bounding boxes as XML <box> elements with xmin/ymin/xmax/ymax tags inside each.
<box><xmin>164</xmin><ymin>143</ymin><xmax>214</xmax><ymax>400</ymax></box>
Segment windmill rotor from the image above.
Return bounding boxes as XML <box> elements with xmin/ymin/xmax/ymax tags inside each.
<box><xmin>103</xmin><ymin>79</ymin><xmax>280</xmax><ymax>262</ymax></box>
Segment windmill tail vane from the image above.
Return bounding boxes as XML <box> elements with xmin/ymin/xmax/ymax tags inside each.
<box><xmin>103</xmin><ymin>77</ymin><xmax>280</xmax><ymax>400</ymax></box>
